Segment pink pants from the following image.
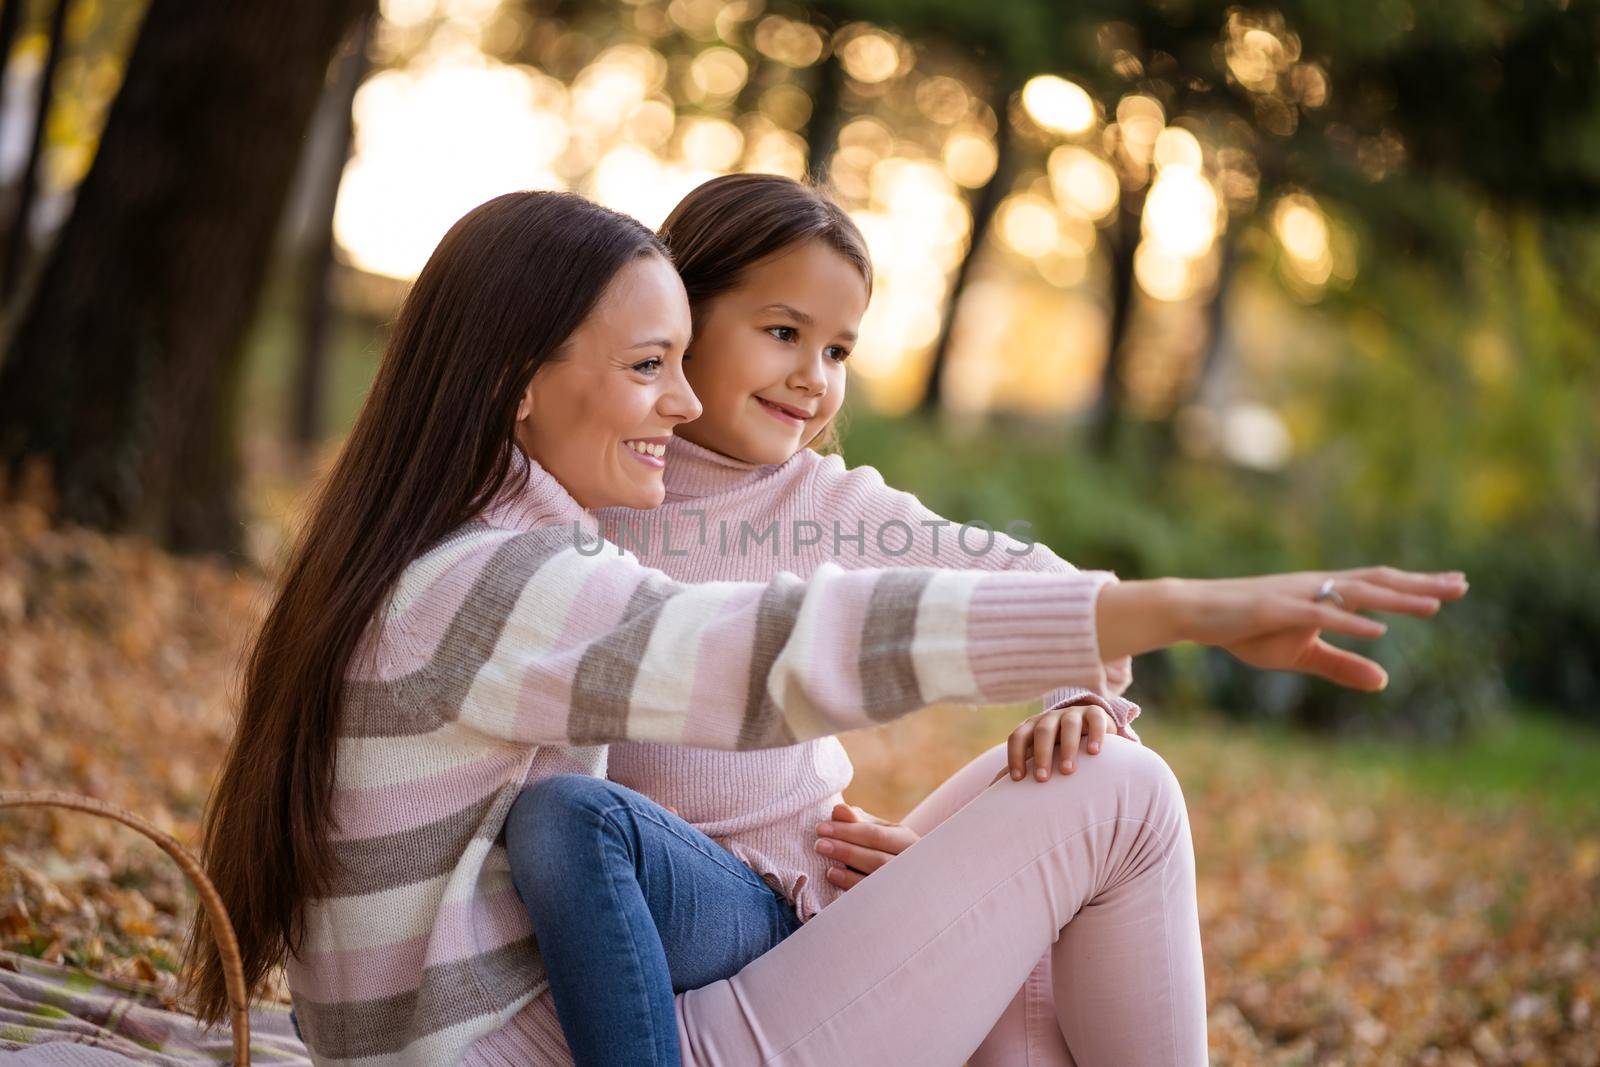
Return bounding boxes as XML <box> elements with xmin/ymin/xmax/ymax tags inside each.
<box><xmin>673</xmin><ymin>735</ymin><xmax>1208</xmax><ymax>1065</ymax></box>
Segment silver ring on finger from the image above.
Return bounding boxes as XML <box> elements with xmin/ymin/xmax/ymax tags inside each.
<box><xmin>1313</xmin><ymin>577</ymin><xmax>1345</xmax><ymax>609</ymax></box>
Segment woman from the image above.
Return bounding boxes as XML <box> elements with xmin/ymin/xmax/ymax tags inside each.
<box><xmin>183</xmin><ymin>189</ymin><xmax>1464</xmax><ymax>1067</ymax></box>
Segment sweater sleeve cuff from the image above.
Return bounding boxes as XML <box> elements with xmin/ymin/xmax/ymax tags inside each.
<box><xmin>1042</xmin><ymin>687</ymin><xmax>1144</xmax><ymax>741</ymax></box>
<box><xmin>963</xmin><ymin>570</ymin><xmax>1117</xmax><ymax>703</ymax></box>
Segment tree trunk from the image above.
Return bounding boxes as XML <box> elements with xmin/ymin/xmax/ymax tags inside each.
<box><xmin>0</xmin><ymin>0</ymin><xmax>25</xmax><ymax>185</ymax></box>
<box><xmin>918</xmin><ymin>80</ymin><xmax>1016</xmax><ymax>414</ymax></box>
<box><xmin>1090</xmin><ymin>196</ymin><xmax>1141</xmax><ymax>453</ymax></box>
<box><xmin>0</xmin><ymin>0</ymin><xmax>70</xmax><ymax>303</ymax></box>
<box><xmin>1184</xmin><ymin>232</ymin><xmax>1238</xmax><ymax>406</ymax></box>
<box><xmin>803</xmin><ymin>49</ymin><xmax>844</xmax><ymax>182</ymax></box>
<box><xmin>290</xmin><ymin>11</ymin><xmax>373</xmax><ymax>456</ymax></box>
<box><xmin>0</xmin><ymin>0</ymin><xmax>373</xmax><ymax>555</ymax></box>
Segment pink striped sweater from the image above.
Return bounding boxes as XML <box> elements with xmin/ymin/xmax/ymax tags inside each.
<box><xmin>284</xmin><ymin>447</ymin><xmax>1124</xmax><ymax>1066</ymax></box>
<box><xmin>595</xmin><ymin>435</ymin><xmax>1141</xmax><ymax>920</ymax></box>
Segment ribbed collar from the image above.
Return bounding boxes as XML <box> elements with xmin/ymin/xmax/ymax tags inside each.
<box><xmin>659</xmin><ymin>434</ymin><xmax>797</xmax><ymax>501</ymax></box>
<box><xmin>478</xmin><ymin>447</ymin><xmax>600</xmax><ymax>537</ymax></box>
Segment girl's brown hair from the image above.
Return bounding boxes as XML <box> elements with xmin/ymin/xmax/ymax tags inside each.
<box><xmin>658</xmin><ymin>173</ymin><xmax>872</xmax><ymax>454</ymax></box>
<box><xmin>182</xmin><ymin>191</ymin><xmax>666</xmax><ymax>1025</ymax></box>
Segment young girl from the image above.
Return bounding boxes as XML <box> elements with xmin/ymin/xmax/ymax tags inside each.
<box><xmin>506</xmin><ymin>176</ymin><xmax>1464</xmax><ymax>1065</ymax></box>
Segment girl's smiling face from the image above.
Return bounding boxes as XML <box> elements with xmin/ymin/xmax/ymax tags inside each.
<box><xmin>675</xmin><ymin>239</ymin><xmax>870</xmax><ymax>465</ymax></box>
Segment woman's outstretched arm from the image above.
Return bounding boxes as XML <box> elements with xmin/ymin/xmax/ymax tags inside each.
<box><xmin>362</xmin><ymin>523</ymin><xmax>1464</xmax><ymax>751</ymax></box>
<box><xmin>360</xmin><ymin>522</ymin><xmax>1121</xmax><ymax>750</ymax></box>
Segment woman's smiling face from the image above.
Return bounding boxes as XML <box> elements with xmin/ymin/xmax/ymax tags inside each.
<box><xmin>516</xmin><ymin>252</ymin><xmax>701</xmax><ymax>510</ymax></box>
<box><xmin>675</xmin><ymin>239</ymin><xmax>870</xmax><ymax>465</ymax></box>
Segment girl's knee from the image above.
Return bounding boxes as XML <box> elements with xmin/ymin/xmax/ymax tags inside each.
<box><xmin>1005</xmin><ymin>734</ymin><xmax>1182</xmax><ymax>812</ymax></box>
<box><xmin>1102</xmin><ymin>733</ymin><xmax>1176</xmax><ymax>778</ymax></box>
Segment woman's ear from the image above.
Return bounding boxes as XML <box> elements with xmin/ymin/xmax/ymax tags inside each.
<box><xmin>512</xmin><ymin>379</ymin><xmax>540</xmax><ymax>458</ymax></box>
<box><xmin>515</xmin><ymin>379</ymin><xmax>536</xmax><ymax>425</ymax></box>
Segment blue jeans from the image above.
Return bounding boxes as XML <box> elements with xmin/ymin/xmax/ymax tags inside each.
<box><xmin>504</xmin><ymin>774</ymin><xmax>803</xmax><ymax>1067</ymax></box>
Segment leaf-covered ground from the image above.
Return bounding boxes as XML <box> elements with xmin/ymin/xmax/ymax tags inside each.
<box><xmin>1</xmin><ymin>500</ymin><xmax>1596</xmax><ymax>1064</ymax></box>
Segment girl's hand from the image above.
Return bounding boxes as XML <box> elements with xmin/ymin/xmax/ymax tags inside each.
<box><xmin>816</xmin><ymin>803</ymin><xmax>920</xmax><ymax>891</ymax></box>
<box><xmin>997</xmin><ymin>702</ymin><xmax>1116</xmax><ymax>784</ymax></box>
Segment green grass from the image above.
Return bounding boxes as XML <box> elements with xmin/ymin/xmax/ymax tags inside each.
<box><xmin>1186</xmin><ymin>705</ymin><xmax>1600</xmax><ymax>830</ymax></box>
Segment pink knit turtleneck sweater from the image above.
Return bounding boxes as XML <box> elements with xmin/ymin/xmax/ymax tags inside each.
<box><xmin>595</xmin><ymin>435</ymin><xmax>1141</xmax><ymax>920</ymax></box>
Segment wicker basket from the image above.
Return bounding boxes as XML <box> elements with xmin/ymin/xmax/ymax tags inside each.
<box><xmin>0</xmin><ymin>789</ymin><xmax>251</xmax><ymax>1066</ymax></box>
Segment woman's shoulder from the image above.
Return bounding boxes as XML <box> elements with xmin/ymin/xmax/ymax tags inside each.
<box><xmin>412</xmin><ymin>519</ymin><xmax>588</xmax><ymax>570</ymax></box>
<box><xmin>361</xmin><ymin>520</ymin><xmax>623</xmax><ymax>687</ymax></box>
<box><xmin>391</xmin><ymin>520</ymin><xmax>602</xmax><ymax>612</ymax></box>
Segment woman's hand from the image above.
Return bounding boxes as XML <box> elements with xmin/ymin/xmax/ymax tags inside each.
<box><xmin>1096</xmin><ymin>568</ymin><xmax>1468</xmax><ymax>688</ymax></box>
<box><xmin>816</xmin><ymin>803</ymin><xmax>920</xmax><ymax>891</ymax></box>
<box><xmin>1179</xmin><ymin>568</ymin><xmax>1467</xmax><ymax>689</ymax></box>
<box><xmin>997</xmin><ymin>702</ymin><xmax>1116</xmax><ymax>783</ymax></box>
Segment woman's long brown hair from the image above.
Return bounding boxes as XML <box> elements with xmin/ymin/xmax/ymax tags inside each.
<box><xmin>658</xmin><ymin>173</ymin><xmax>872</xmax><ymax>453</ymax></box>
<box><xmin>182</xmin><ymin>191</ymin><xmax>665</xmax><ymax>1025</ymax></box>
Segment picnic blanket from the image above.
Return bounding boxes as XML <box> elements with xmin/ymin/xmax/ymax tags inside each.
<box><xmin>0</xmin><ymin>951</ymin><xmax>310</xmax><ymax>1065</ymax></box>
